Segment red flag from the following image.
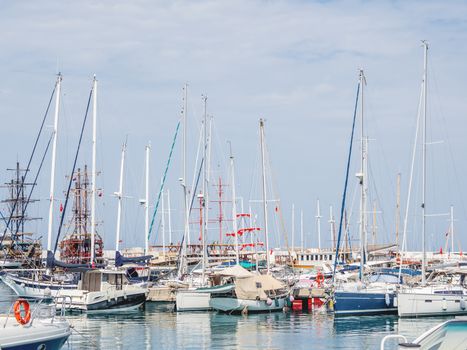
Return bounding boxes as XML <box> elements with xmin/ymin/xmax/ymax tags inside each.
<box><xmin>59</xmin><ymin>203</ymin><xmax>63</xmax><ymax>212</ymax></box>
<box><xmin>275</xmin><ymin>206</ymin><xmax>278</xmax><ymax>212</ymax></box>
<box><xmin>440</xmin><ymin>247</ymin><xmax>443</xmax><ymax>254</ymax></box>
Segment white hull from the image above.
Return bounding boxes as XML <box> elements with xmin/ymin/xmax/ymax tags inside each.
<box><xmin>0</xmin><ymin>313</ymin><xmax>70</xmax><ymax>350</ymax></box>
<box><xmin>0</xmin><ymin>273</ymin><xmax>77</xmax><ymax>297</ymax></box>
<box><xmin>398</xmin><ymin>291</ymin><xmax>467</xmax><ymax>317</ymax></box>
<box><xmin>210</xmin><ymin>297</ymin><xmax>286</xmax><ymax>313</ymax></box>
<box><xmin>56</xmin><ymin>287</ymin><xmax>147</xmax><ymax>313</ymax></box>
<box><xmin>176</xmin><ymin>291</ymin><xmax>211</xmax><ymax>311</ymax></box>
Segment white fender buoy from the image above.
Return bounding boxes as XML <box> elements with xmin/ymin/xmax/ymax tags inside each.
<box><xmin>460</xmin><ymin>298</ymin><xmax>466</xmax><ymax>310</ymax></box>
<box><xmin>266</xmin><ymin>298</ymin><xmax>273</xmax><ymax>306</ymax></box>
<box><xmin>385</xmin><ymin>293</ymin><xmax>391</xmax><ymax>307</ymax></box>
<box><xmin>393</xmin><ymin>296</ymin><xmax>398</xmax><ymax>307</ymax></box>
<box><xmin>289</xmin><ymin>295</ymin><xmax>294</xmax><ymax>302</ymax></box>
<box><xmin>442</xmin><ymin>298</ymin><xmax>448</xmax><ymax>311</ymax></box>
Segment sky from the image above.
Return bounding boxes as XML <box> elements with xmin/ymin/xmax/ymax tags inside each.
<box><xmin>0</xmin><ymin>0</ymin><xmax>466</xmax><ymax>253</ymax></box>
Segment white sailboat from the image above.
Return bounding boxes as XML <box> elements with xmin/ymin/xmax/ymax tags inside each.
<box><xmin>397</xmin><ymin>42</ymin><xmax>467</xmax><ymax>317</ymax></box>
<box><xmin>175</xmin><ymin>94</ymin><xmax>212</xmax><ymax>311</ymax></box>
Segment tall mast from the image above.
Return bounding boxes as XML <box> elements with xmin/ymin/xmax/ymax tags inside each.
<box><xmin>259</xmin><ymin>119</ymin><xmax>270</xmax><ymax>273</ymax></box>
<box><xmin>201</xmin><ymin>95</ymin><xmax>208</xmax><ymax>281</ymax></box>
<box><xmin>357</xmin><ymin>69</ymin><xmax>366</xmax><ymax>280</ymax></box>
<box><xmin>90</xmin><ymin>75</ymin><xmax>97</xmax><ymax>264</ymax></box>
<box><xmin>47</xmin><ymin>73</ymin><xmax>62</xmax><ymax>252</ymax></box>
<box><xmin>230</xmin><ymin>145</ymin><xmax>239</xmax><ymax>264</ymax></box>
<box><xmin>144</xmin><ymin>144</ymin><xmax>150</xmax><ymax>255</ymax></box>
<box><xmin>182</xmin><ymin>83</ymin><xmax>190</xmax><ymax>246</ymax></box>
<box><xmin>161</xmin><ymin>184</ymin><xmax>166</xmax><ymax>257</ymax></box>
<box><xmin>168</xmin><ymin>189</ymin><xmax>173</xmax><ymax>246</ymax></box>
<box><xmin>421</xmin><ymin>41</ymin><xmax>428</xmax><ymax>285</ymax></box>
<box><xmin>115</xmin><ymin>142</ymin><xmax>126</xmax><ymax>253</ymax></box>
<box><xmin>329</xmin><ymin>205</ymin><xmax>335</xmax><ymax>249</ymax></box>
<box><xmin>396</xmin><ymin>173</ymin><xmax>401</xmax><ymax>247</ymax></box>
<box><xmin>372</xmin><ymin>201</ymin><xmax>377</xmax><ymax>245</ymax></box>
<box><xmin>316</xmin><ymin>199</ymin><xmax>322</xmax><ymax>250</ymax></box>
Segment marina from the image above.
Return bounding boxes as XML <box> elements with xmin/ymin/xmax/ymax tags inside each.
<box><xmin>1</xmin><ymin>1</ymin><xmax>467</xmax><ymax>349</ymax></box>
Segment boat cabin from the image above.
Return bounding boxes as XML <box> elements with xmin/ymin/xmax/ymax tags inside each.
<box><xmin>295</xmin><ymin>250</ymin><xmax>352</xmax><ymax>266</ymax></box>
<box><xmin>78</xmin><ymin>270</ymin><xmax>130</xmax><ymax>292</ymax></box>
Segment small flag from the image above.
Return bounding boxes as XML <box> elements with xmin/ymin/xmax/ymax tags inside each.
<box><xmin>59</xmin><ymin>203</ymin><xmax>63</xmax><ymax>212</ymax></box>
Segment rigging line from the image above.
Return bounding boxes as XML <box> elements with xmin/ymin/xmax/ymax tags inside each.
<box><xmin>52</xmin><ymin>87</ymin><xmax>93</xmax><ymax>255</ymax></box>
<box><xmin>0</xmin><ymin>211</ymin><xmax>9</xmax><ymax>229</ymax></box>
<box><xmin>14</xmin><ymin>133</ymin><xmax>54</xmax><ymax>238</ymax></box>
<box><xmin>265</xmin><ymin>140</ymin><xmax>291</xmax><ymax>255</ymax></box>
<box><xmin>332</xmin><ymin>79</ymin><xmax>360</xmax><ymax>282</ymax></box>
<box><xmin>398</xmin><ymin>81</ymin><xmax>424</xmax><ymax>280</ymax></box>
<box><xmin>367</xmin><ymin>159</ymin><xmax>389</xmax><ymax>241</ymax></box>
<box><xmin>0</xmin><ymin>81</ymin><xmax>56</xmax><ymax>247</ymax></box>
<box><xmin>148</xmin><ymin>120</ymin><xmax>181</xmax><ymax>241</ymax></box>
<box><xmin>176</xmin><ymin>157</ymin><xmax>204</xmax><ymax>272</ymax></box>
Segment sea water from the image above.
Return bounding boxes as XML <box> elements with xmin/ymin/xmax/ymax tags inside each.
<box><xmin>0</xmin><ymin>282</ymin><xmax>451</xmax><ymax>349</ymax></box>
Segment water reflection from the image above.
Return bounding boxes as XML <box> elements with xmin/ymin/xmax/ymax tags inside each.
<box><xmin>0</xmin><ymin>281</ymin><xmax>457</xmax><ymax>350</ymax></box>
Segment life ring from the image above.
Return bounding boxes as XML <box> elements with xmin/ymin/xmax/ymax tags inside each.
<box><xmin>14</xmin><ymin>299</ymin><xmax>31</xmax><ymax>325</ymax></box>
<box><xmin>316</xmin><ymin>272</ymin><xmax>324</xmax><ymax>287</ymax></box>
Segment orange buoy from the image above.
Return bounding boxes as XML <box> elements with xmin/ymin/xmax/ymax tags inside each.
<box><xmin>316</xmin><ymin>272</ymin><xmax>324</xmax><ymax>287</ymax></box>
<box><xmin>13</xmin><ymin>299</ymin><xmax>31</xmax><ymax>325</ymax></box>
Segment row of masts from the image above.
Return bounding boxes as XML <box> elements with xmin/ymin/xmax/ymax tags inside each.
<box><xmin>5</xmin><ymin>41</ymin><xmax>460</xmax><ymax>270</ymax></box>
<box><xmin>45</xmin><ymin>74</ymin><xmax>99</xmax><ymax>265</ymax></box>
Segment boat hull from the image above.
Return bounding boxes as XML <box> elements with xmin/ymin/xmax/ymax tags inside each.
<box><xmin>57</xmin><ymin>289</ymin><xmax>147</xmax><ymax>313</ymax></box>
<box><xmin>397</xmin><ymin>291</ymin><xmax>467</xmax><ymax>317</ymax></box>
<box><xmin>0</xmin><ymin>318</ymin><xmax>70</xmax><ymax>350</ymax></box>
<box><xmin>176</xmin><ymin>291</ymin><xmax>211</xmax><ymax>311</ymax></box>
<box><xmin>0</xmin><ymin>273</ymin><xmax>77</xmax><ymax>297</ymax></box>
<box><xmin>333</xmin><ymin>291</ymin><xmax>397</xmax><ymax>316</ymax></box>
<box><xmin>210</xmin><ymin>297</ymin><xmax>286</xmax><ymax>313</ymax></box>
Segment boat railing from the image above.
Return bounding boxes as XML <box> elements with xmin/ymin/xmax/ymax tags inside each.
<box><xmin>3</xmin><ymin>297</ymin><xmax>65</xmax><ymax>328</ymax></box>
<box><xmin>53</xmin><ymin>295</ymin><xmax>73</xmax><ymax>317</ymax></box>
<box><xmin>380</xmin><ymin>335</ymin><xmax>408</xmax><ymax>350</ymax></box>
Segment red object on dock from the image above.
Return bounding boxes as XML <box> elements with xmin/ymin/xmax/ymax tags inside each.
<box><xmin>292</xmin><ymin>300</ymin><xmax>303</xmax><ymax>311</ymax></box>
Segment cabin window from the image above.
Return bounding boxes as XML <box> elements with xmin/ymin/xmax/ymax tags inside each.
<box><xmin>82</xmin><ymin>272</ymin><xmax>101</xmax><ymax>292</ymax></box>
<box><xmin>329</xmin><ymin>255</ymin><xmax>332</xmax><ymax>260</ymax></box>
<box><xmin>106</xmin><ymin>274</ymin><xmax>123</xmax><ymax>290</ymax></box>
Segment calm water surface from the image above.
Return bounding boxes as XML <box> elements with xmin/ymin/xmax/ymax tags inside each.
<box><xmin>0</xmin><ymin>282</ymin><xmax>451</xmax><ymax>349</ymax></box>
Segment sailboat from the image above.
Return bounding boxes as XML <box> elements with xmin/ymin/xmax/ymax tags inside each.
<box><xmin>332</xmin><ymin>70</ymin><xmax>398</xmax><ymax>316</ymax></box>
<box><xmin>397</xmin><ymin>42</ymin><xmax>467</xmax><ymax>318</ymax></box>
<box><xmin>209</xmin><ymin>119</ymin><xmax>291</xmax><ymax>314</ymax></box>
<box><xmin>175</xmin><ymin>94</ymin><xmax>213</xmax><ymax>311</ymax></box>
<box><xmin>0</xmin><ymin>73</ymin><xmax>79</xmax><ymax>297</ymax></box>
